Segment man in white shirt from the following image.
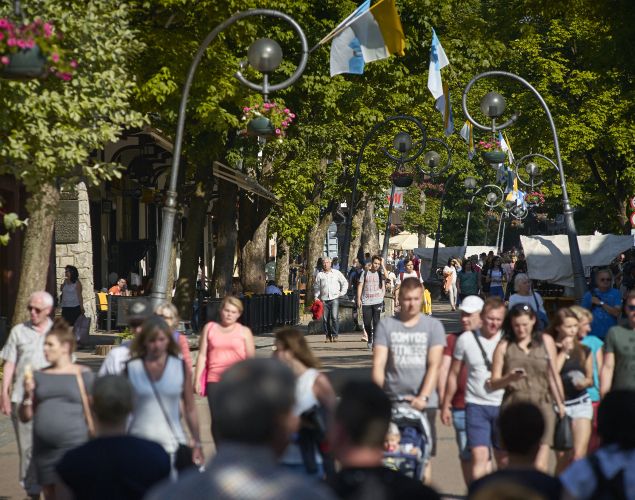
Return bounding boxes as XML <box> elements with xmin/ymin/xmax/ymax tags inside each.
<box><xmin>313</xmin><ymin>257</ymin><xmax>348</xmax><ymax>342</ymax></box>
<box><xmin>98</xmin><ymin>299</ymin><xmax>151</xmax><ymax>375</ymax></box>
<box><xmin>441</xmin><ymin>296</ymin><xmax>507</xmax><ymax>480</ymax></box>
<box><xmin>1</xmin><ymin>291</ymin><xmax>53</xmax><ymax>498</ymax></box>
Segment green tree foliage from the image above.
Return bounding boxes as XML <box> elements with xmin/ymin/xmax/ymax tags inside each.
<box><xmin>0</xmin><ymin>0</ymin><xmax>145</xmax><ymax>191</ymax></box>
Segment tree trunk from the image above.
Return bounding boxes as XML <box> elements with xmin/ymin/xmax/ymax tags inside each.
<box><xmin>13</xmin><ymin>183</ymin><xmax>59</xmax><ymax>326</ymax></box>
<box><xmin>276</xmin><ymin>239</ymin><xmax>290</xmax><ymax>289</ymax></box>
<box><xmin>348</xmin><ymin>199</ymin><xmax>365</xmax><ymax>266</ymax></box>
<box><xmin>166</xmin><ymin>241</ymin><xmax>178</xmax><ymax>302</ymax></box>
<box><xmin>211</xmin><ymin>179</ymin><xmax>238</xmax><ymax>298</ymax></box>
<box><xmin>418</xmin><ymin>232</ymin><xmax>428</xmax><ymax>248</ymax></box>
<box><xmin>305</xmin><ymin>213</ymin><xmax>333</xmax><ymax>306</ymax></box>
<box><xmin>238</xmin><ymin>192</ymin><xmax>270</xmax><ymax>294</ymax></box>
<box><xmin>361</xmin><ymin>198</ymin><xmax>380</xmax><ymax>257</ymax></box>
<box><xmin>173</xmin><ymin>168</ymin><xmax>212</xmax><ymax>320</ymax></box>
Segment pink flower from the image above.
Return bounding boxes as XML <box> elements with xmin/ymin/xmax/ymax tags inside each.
<box><xmin>289</xmin><ymin>113</ymin><xmax>296</xmax><ymax>118</ymax></box>
<box><xmin>275</xmin><ymin>128</ymin><xmax>281</xmax><ymax>135</ymax></box>
<box><xmin>60</xmin><ymin>72</ymin><xmax>71</xmax><ymax>81</ymax></box>
<box><xmin>263</xmin><ymin>103</ymin><xmax>272</xmax><ymax>109</ymax></box>
<box><xmin>26</xmin><ymin>39</ymin><xmax>35</xmax><ymax>48</ymax></box>
<box><xmin>7</xmin><ymin>37</ymin><xmax>17</xmax><ymax>46</ymax></box>
<box><xmin>243</xmin><ymin>107</ymin><xmax>250</xmax><ymax>113</ymax></box>
<box><xmin>70</xmin><ymin>60</ymin><xmax>77</xmax><ymax>68</ymax></box>
<box><xmin>1</xmin><ymin>56</ymin><xmax>9</xmax><ymax>65</ymax></box>
<box><xmin>281</xmin><ymin>121</ymin><xmax>288</xmax><ymax>127</ymax></box>
<box><xmin>43</xmin><ymin>23</ymin><xmax>53</xmax><ymax>37</ymax></box>
<box><xmin>284</xmin><ymin>108</ymin><xmax>290</xmax><ymax>113</ymax></box>
<box><xmin>0</xmin><ymin>19</ymin><xmax>10</xmax><ymax>29</ymax></box>
<box><xmin>51</xmin><ymin>52</ymin><xmax>60</xmax><ymax>62</ymax></box>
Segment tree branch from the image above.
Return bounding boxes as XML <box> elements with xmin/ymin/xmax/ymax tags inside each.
<box><xmin>585</xmin><ymin>151</ymin><xmax>623</xmax><ymax>211</ymax></box>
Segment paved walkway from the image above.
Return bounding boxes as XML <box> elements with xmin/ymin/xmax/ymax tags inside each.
<box><xmin>0</xmin><ymin>303</ymin><xmax>466</xmax><ymax>499</ymax></box>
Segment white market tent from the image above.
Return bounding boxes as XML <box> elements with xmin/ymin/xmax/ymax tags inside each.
<box><xmin>520</xmin><ymin>234</ymin><xmax>635</xmax><ymax>288</ymax></box>
<box><xmin>389</xmin><ymin>232</ymin><xmax>442</xmax><ymax>251</ymax></box>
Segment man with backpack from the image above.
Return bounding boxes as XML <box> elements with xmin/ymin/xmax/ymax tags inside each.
<box><xmin>357</xmin><ymin>255</ymin><xmax>386</xmax><ymax>350</ymax></box>
<box><xmin>441</xmin><ymin>296</ymin><xmax>507</xmax><ymax>481</ymax></box>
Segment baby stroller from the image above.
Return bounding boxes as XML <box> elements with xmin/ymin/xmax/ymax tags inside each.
<box><xmin>382</xmin><ymin>399</ymin><xmax>431</xmax><ymax>480</ymax></box>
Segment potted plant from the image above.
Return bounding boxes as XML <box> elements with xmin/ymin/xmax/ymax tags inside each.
<box><xmin>477</xmin><ymin>139</ymin><xmax>506</xmax><ymax>164</ymax></box>
<box><xmin>391</xmin><ymin>169</ymin><xmax>414</xmax><ymax>187</ymax></box>
<box><xmin>525</xmin><ymin>191</ymin><xmax>545</xmax><ymax>206</ymax></box>
<box><xmin>242</xmin><ymin>101</ymin><xmax>295</xmax><ymax>139</ymax></box>
<box><xmin>420</xmin><ymin>180</ymin><xmax>445</xmax><ymax>197</ymax></box>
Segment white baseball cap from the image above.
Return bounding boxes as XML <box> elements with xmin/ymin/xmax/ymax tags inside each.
<box><xmin>459</xmin><ymin>295</ymin><xmax>484</xmax><ymax>314</ymax></box>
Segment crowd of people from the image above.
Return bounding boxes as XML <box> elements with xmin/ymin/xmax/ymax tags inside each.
<box><xmin>2</xmin><ymin>247</ymin><xmax>635</xmax><ymax>499</ymax></box>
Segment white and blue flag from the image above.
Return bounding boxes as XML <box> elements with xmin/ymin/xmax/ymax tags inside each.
<box><xmin>428</xmin><ymin>29</ymin><xmax>454</xmax><ymax>135</ymax></box>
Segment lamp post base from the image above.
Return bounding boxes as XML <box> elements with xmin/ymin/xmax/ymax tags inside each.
<box><xmin>425</xmin><ymin>279</ymin><xmax>444</xmax><ymax>301</ymax></box>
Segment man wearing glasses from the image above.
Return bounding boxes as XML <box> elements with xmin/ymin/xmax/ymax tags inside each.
<box><xmin>581</xmin><ymin>268</ymin><xmax>622</xmax><ymax>341</ymax></box>
<box><xmin>1</xmin><ymin>291</ymin><xmax>54</xmax><ymax>499</ymax></box>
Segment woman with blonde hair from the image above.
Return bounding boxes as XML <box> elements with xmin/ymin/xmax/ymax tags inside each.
<box><xmin>154</xmin><ymin>302</ymin><xmax>192</xmax><ymax>374</ymax></box>
<box><xmin>569</xmin><ymin>305</ymin><xmax>603</xmax><ymax>452</ymax></box>
<box><xmin>194</xmin><ymin>295</ymin><xmax>255</xmax><ymax>414</ymax></box>
<box><xmin>273</xmin><ymin>327</ymin><xmax>336</xmax><ymax>477</ymax></box>
<box><xmin>547</xmin><ymin>308</ymin><xmax>593</xmax><ymax>472</ymax></box>
<box><xmin>127</xmin><ymin>316</ymin><xmax>203</xmax><ymax>474</ymax></box>
<box><xmin>20</xmin><ymin>319</ymin><xmax>93</xmax><ymax>499</ymax></box>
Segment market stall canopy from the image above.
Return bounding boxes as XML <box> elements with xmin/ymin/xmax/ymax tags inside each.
<box><xmin>389</xmin><ymin>232</ymin><xmax>442</xmax><ymax>250</ymax></box>
<box><xmin>212</xmin><ymin>161</ymin><xmax>280</xmax><ymax>205</ymax></box>
<box><xmin>414</xmin><ymin>246</ymin><xmax>463</xmax><ymax>279</ymax></box>
<box><xmin>520</xmin><ymin>234</ymin><xmax>635</xmax><ymax>288</ymax></box>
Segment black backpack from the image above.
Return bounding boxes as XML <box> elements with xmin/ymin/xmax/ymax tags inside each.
<box><xmin>587</xmin><ymin>453</ymin><xmax>627</xmax><ymax>500</ymax></box>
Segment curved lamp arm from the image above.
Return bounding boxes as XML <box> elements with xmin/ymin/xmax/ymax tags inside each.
<box><xmin>470</xmin><ymin>184</ymin><xmax>504</xmax><ymax>208</ymax></box>
<box><xmin>379</xmin><ymin>116</ymin><xmax>428</xmax><ymax>164</ymax></box>
<box><xmin>151</xmin><ymin>9</ymin><xmax>308</xmax><ymax>304</ymax></box>
<box><xmin>514</xmin><ymin>152</ymin><xmax>559</xmax><ymax>189</ymax></box>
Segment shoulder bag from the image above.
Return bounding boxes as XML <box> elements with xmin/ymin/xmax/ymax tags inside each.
<box><xmin>75</xmin><ymin>369</ymin><xmax>95</xmax><ymax>438</ymax></box>
<box><xmin>546</xmin><ymin>350</ymin><xmax>573</xmax><ymax>451</ymax></box>
<box><xmin>145</xmin><ymin>358</ymin><xmax>194</xmax><ymax>472</ymax></box>
<box><xmin>471</xmin><ymin>331</ymin><xmax>492</xmax><ymax>371</ymax></box>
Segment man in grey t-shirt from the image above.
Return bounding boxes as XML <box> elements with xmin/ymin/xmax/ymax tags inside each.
<box><xmin>372</xmin><ymin>277</ymin><xmax>446</xmax><ymax>484</ymax></box>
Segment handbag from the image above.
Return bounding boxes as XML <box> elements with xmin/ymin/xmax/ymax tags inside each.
<box><xmin>73</xmin><ymin>314</ymin><xmax>90</xmax><ymax>344</ymax></box>
<box><xmin>145</xmin><ymin>359</ymin><xmax>194</xmax><ymax>472</ymax></box>
<box><xmin>197</xmin><ymin>323</ymin><xmax>214</xmax><ymax>397</ymax></box>
<box><xmin>532</xmin><ymin>292</ymin><xmax>549</xmax><ymax>330</ymax></box>
<box><xmin>545</xmin><ymin>351</ymin><xmax>573</xmax><ymax>451</ymax></box>
<box><xmin>75</xmin><ymin>369</ymin><xmax>95</xmax><ymax>438</ymax></box>
<box><xmin>554</xmin><ymin>413</ymin><xmax>574</xmax><ymax>451</ymax></box>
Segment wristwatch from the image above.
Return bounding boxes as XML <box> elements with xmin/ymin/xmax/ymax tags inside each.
<box><xmin>600</xmin><ymin>301</ymin><xmax>605</xmax><ymax>306</ymax></box>
<box><xmin>420</xmin><ymin>395</ymin><xmax>429</xmax><ymax>402</ymax></box>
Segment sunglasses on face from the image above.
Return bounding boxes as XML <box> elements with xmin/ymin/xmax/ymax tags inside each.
<box><xmin>27</xmin><ymin>305</ymin><xmax>44</xmax><ymax>313</ymax></box>
<box><xmin>626</xmin><ymin>305</ymin><xmax>635</xmax><ymax>312</ymax></box>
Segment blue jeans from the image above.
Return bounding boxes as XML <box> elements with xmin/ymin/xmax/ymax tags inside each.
<box><xmin>452</xmin><ymin>408</ymin><xmax>471</xmax><ymax>462</ymax></box>
<box><xmin>323</xmin><ymin>298</ymin><xmax>339</xmax><ymax>338</ymax></box>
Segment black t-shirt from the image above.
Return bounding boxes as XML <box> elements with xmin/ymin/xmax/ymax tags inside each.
<box><xmin>56</xmin><ymin>435</ymin><xmax>171</xmax><ymax>500</ymax></box>
<box><xmin>468</xmin><ymin>469</ymin><xmax>562</xmax><ymax>500</ymax></box>
<box><xmin>328</xmin><ymin>466</ymin><xmax>441</xmax><ymax>500</ymax></box>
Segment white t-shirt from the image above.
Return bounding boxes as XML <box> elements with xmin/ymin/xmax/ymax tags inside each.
<box><xmin>453</xmin><ymin>329</ymin><xmax>504</xmax><ymax>405</ymax></box>
<box><xmin>396</xmin><ymin>270</ymin><xmax>422</xmax><ymax>286</ymax></box>
<box><xmin>508</xmin><ymin>292</ymin><xmax>545</xmax><ymax>314</ymax></box>
<box><xmin>98</xmin><ymin>342</ymin><xmax>131</xmax><ymax>376</ymax></box>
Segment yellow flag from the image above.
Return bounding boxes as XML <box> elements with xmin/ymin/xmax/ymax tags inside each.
<box><xmin>371</xmin><ymin>0</ymin><xmax>406</xmax><ymax>56</ymax></box>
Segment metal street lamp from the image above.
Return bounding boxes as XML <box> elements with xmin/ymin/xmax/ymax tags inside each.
<box><xmin>462</xmin><ymin>71</ymin><xmax>587</xmax><ymax>302</ymax></box>
<box><xmin>496</xmin><ymin>200</ymin><xmax>528</xmax><ymax>253</ymax></box>
<box><xmin>150</xmin><ymin>10</ymin><xmax>309</xmax><ymax>306</ymax></box>
<box><xmin>463</xmin><ymin>183</ymin><xmax>504</xmax><ymax>247</ymax></box>
<box><xmin>340</xmin><ymin>115</ymin><xmax>431</xmax><ymax>273</ymax></box>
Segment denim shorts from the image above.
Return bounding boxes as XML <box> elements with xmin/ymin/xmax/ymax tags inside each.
<box><xmin>466</xmin><ymin>403</ymin><xmax>501</xmax><ymax>449</ymax></box>
<box><xmin>564</xmin><ymin>394</ymin><xmax>593</xmax><ymax>420</ymax></box>
<box><xmin>451</xmin><ymin>409</ymin><xmax>471</xmax><ymax>461</ymax></box>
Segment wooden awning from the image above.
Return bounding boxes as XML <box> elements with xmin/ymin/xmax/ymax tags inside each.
<box><xmin>212</xmin><ymin>161</ymin><xmax>280</xmax><ymax>205</ymax></box>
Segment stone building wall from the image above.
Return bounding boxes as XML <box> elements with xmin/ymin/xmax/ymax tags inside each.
<box><xmin>55</xmin><ymin>182</ymin><xmax>96</xmax><ymax>333</ymax></box>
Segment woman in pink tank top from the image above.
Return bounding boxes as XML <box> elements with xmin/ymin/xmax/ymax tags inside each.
<box><xmin>194</xmin><ymin>296</ymin><xmax>255</xmax><ymax>414</ymax></box>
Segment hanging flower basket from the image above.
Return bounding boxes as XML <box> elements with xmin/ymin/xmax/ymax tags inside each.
<box><xmin>420</xmin><ymin>181</ymin><xmax>445</xmax><ymax>197</ymax></box>
<box><xmin>242</xmin><ymin>101</ymin><xmax>295</xmax><ymax>139</ymax></box>
<box><xmin>525</xmin><ymin>191</ymin><xmax>545</xmax><ymax>206</ymax></box>
<box><xmin>535</xmin><ymin>212</ymin><xmax>548</xmax><ymax>222</ymax></box>
<box><xmin>0</xmin><ymin>18</ymin><xmax>77</xmax><ymax>80</ymax></box>
<box><xmin>391</xmin><ymin>171</ymin><xmax>413</xmax><ymax>187</ymax></box>
<box><xmin>477</xmin><ymin>139</ymin><xmax>505</xmax><ymax>165</ymax></box>
<box><xmin>486</xmin><ymin>209</ymin><xmax>500</xmax><ymax>221</ymax></box>
<box><xmin>510</xmin><ymin>219</ymin><xmax>523</xmax><ymax>228</ymax></box>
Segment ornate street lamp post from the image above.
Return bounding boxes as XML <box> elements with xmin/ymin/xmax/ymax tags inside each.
<box><xmin>150</xmin><ymin>10</ymin><xmax>309</xmax><ymax>306</ymax></box>
<box><xmin>463</xmin><ymin>178</ymin><xmax>504</xmax><ymax>247</ymax></box>
<box><xmin>462</xmin><ymin>71</ymin><xmax>587</xmax><ymax>301</ymax></box>
<box><xmin>340</xmin><ymin>115</ymin><xmax>429</xmax><ymax>273</ymax></box>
